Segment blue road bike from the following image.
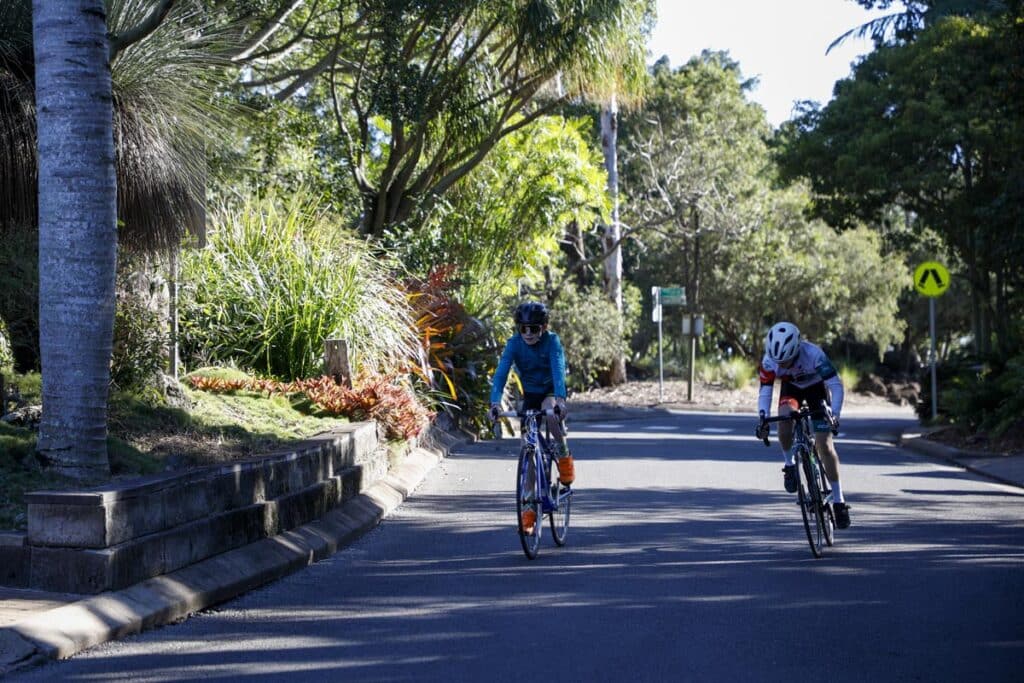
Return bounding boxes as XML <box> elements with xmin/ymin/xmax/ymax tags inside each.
<box><xmin>761</xmin><ymin>405</ymin><xmax>836</xmax><ymax>558</ymax></box>
<box><xmin>497</xmin><ymin>409</ymin><xmax>573</xmax><ymax>559</ymax></box>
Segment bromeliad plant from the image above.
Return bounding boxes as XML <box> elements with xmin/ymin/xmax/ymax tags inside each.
<box><xmin>187</xmin><ymin>371</ymin><xmax>433</xmax><ymax>441</ymax></box>
<box><xmin>405</xmin><ymin>266</ymin><xmax>499</xmax><ymax>428</ymax></box>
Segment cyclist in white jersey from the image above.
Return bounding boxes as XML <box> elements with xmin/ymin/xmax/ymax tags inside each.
<box><xmin>755</xmin><ymin>321</ymin><xmax>851</xmax><ymax>529</ymax></box>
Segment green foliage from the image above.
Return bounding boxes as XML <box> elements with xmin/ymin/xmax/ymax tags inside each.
<box><xmin>390</xmin><ymin>116</ymin><xmax>609</xmax><ymax>309</ymax></box>
<box><xmin>0</xmin><ymin>317</ymin><xmax>12</xmax><ymax>371</ymax></box>
<box><xmin>551</xmin><ymin>282</ymin><xmax>632</xmax><ymax>391</ymax></box>
<box><xmin>178</xmin><ymin>189</ymin><xmax>419</xmax><ymax>380</ymax></box>
<box><xmin>836</xmin><ymin>361</ymin><xmax>871</xmax><ymax>392</ymax></box>
<box><xmin>703</xmin><ymin>185</ymin><xmax>907</xmax><ymax>358</ymax></box>
<box><xmin>220</xmin><ymin>0</ymin><xmax>649</xmax><ymax>236</ymax></box>
<box><xmin>206</xmin><ymin>89</ymin><xmax>362</xmax><ymax>225</ymax></box>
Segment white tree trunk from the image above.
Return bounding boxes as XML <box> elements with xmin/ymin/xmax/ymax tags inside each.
<box><xmin>600</xmin><ymin>96</ymin><xmax>626</xmax><ymax>385</ymax></box>
<box><xmin>33</xmin><ymin>0</ymin><xmax>117</xmax><ymax>479</ymax></box>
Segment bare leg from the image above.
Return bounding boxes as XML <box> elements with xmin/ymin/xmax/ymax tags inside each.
<box><xmin>541</xmin><ymin>396</ymin><xmax>567</xmax><ymax>443</ymax></box>
<box><xmin>778</xmin><ymin>412</ymin><xmax>796</xmax><ymax>460</ymax></box>
<box><xmin>814</xmin><ymin>431</ymin><xmax>840</xmax><ymax>483</ymax></box>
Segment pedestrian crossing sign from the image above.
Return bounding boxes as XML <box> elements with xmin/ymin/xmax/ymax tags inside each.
<box><xmin>914</xmin><ymin>261</ymin><xmax>950</xmax><ymax>297</ymax></box>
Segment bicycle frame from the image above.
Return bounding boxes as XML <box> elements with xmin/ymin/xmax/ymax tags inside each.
<box><xmin>507</xmin><ymin>409</ymin><xmax>569</xmax><ymax>513</ymax></box>
<box><xmin>497</xmin><ymin>408</ymin><xmax>573</xmax><ymax>559</ymax></box>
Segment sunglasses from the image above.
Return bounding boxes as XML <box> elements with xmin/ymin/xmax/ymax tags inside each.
<box><xmin>519</xmin><ymin>324</ymin><xmax>543</xmax><ymax>335</ymax></box>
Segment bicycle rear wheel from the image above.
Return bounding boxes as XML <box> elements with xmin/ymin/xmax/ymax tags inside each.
<box><xmin>795</xmin><ymin>448</ymin><xmax>825</xmax><ymax>558</ymax></box>
<box><xmin>548</xmin><ymin>451</ymin><xmax>571</xmax><ymax>546</ymax></box>
<box><xmin>516</xmin><ymin>445</ymin><xmax>542</xmax><ymax>559</ymax></box>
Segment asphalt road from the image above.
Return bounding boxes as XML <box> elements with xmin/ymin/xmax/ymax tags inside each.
<box><xmin>14</xmin><ymin>409</ymin><xmax>1024</xmax><ymax>682</ymax></box>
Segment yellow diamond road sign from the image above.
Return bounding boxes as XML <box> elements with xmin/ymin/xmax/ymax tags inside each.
<box><xmin>914</xmin><ymin>261</ymin><xmax>950</xmax><ymax>297</ymax></box>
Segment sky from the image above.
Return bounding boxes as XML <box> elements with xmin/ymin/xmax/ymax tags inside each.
<box><xmin>648</xmin><ymin>0</ymin><xmax>893</xmax><ymax>127</ymax></box>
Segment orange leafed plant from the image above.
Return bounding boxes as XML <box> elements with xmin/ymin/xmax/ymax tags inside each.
<box><xmin>187</xmin><ymin>372</ymin><xmax>433</xmax><ymax>441</ymax></box>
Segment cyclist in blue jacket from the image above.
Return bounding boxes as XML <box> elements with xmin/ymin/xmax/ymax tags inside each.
<box><xmin>489</xmin><ymin>302</ymin><xmax>575</xmax><ymax>498</ymax></box>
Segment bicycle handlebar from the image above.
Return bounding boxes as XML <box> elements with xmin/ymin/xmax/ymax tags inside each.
<box><xmin>491</xmin><ymin>407</ymin><xmax>562</xmax><ymax>439</ymax></box>
<box><xmin>495</xmin><ymin>408</ymin><xmax>561</xmax><ymax>419</ymax></box>
<box><xmin>761</xmin><ymin>407</ymin><xmax>822</xmax><ymax>424</ymax></box>
<box><xmin>758</xmin><ymin>405</ymin><xmax>837</xmax><ymax>446</ymax></box>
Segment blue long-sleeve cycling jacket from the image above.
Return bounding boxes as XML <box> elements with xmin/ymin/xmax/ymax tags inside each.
<box><xmin>489</xmin><ymin>331</ymin><xmax>567</xmax><ymax>404</ymax></box>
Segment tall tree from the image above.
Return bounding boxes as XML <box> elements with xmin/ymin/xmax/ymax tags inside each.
<box><xmin>778</xmin><ymin>8</ymin><xmax>1023</xmax><ymax>355</ymax></box>
<box><xmin>620</xmin><ymin>53</ymin><xmax>770</xmax><ymax>341</ymax></box>
<box><xmin>32</xmin><ymin>0</ymin><xmax>119</xmax><ymax>479</ymax></box>
<box><xmin>600</xmin><ymin>96</ymin><xmax>627</xmax><ymax>383</ymax></box>
<box><xmin>31</xmin><ymin>0</ymin><xmax>184</xmax><ymax>479</ymax></box>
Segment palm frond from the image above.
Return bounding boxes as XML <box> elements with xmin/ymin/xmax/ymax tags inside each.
<box><xmin>0</xmin><ymin>0</ymin><xmax>238</xmax><ymax>251</ymax></box>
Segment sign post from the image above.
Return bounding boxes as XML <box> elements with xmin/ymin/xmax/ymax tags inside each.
<box><xmin>652</xmin><ymin>286</ymin><xmax>686</xmax><ymax>403</ymax></box>
<box><xmin>682</xmin><ymin>314</ymin><xmax>704</xmax><ymax>401</ymax></box>
<box><xmin>651</xmin><ymin>287</ymin><xmax>663</xmax><ymax>402</ymax></box>
<box><xmin>913</xmin><ymin>261</ymin><xmax>950</xmax><ymax>420</ymax></box>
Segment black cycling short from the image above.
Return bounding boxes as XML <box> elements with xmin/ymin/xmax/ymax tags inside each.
<box><xmin>521</xmin><ymin>390</ymin><xmax>554</xmax><ymax>412</ymax></box>
<box><xmin>778</xmin><ymin>381</ymin><xmax>832</xmax><ymax>433</ymax></box>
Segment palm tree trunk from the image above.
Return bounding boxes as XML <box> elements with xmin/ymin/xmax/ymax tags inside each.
<box><xmin>33</xmin><ymin>0</ymin><xmax>116</xmax><ymax>479</ymax></box>
<box><xmin>600</xmin><ymin>96</ymin><xmax>626</xmax><ymax>385</ymax></box>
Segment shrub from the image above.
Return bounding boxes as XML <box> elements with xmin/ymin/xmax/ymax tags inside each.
<box><xmin>929</xmin><ymin>352</ymin><xmax>1024</xmax><ymax>436</ymax></box>
<box><xmin>550</xmin><ymin>282</ymin><xmax>627</xmax><ymax>391</ymax></box>
<box><xmin>836</xmin><ymin>362</ymin><xmax>871</xmax><ymax>394</ymax></box>
<box><xmin>695</xmin><ymin>356</ymin><xmax>757</xmax><ymax>390</ymax></box>
<box><xmin>405</xmin><ymin>266</ymin><xmax>499</xmax><ymax>428</ymax></box>
<box><xmin>111</xmin><ymin>262</ymin><xmax>168</xmax><ymax>393</ymax></box>
<box><xmin>179</xmin><ymin>190</ymin><xmax>418</xmax><ymax>380</ymax></box>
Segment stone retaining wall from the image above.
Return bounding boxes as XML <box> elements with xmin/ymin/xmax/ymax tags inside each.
<box><xmin>1</xmin><ymin>422</ymin><xmax>383</xmax><ymax>594</ymax></box>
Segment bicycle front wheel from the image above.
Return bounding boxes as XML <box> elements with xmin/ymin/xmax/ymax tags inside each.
<box><xmin>548</xmin><ymin>452</ymin><xmax>571</xmax><ymax>546</ymax></box>
<box><xmin>813</xmin><ymin>453</ymin><xmax>835</xmax><ymax>547</ymax></box>
<box><xmin>796</xmin><ymin>448</ymin><xmax>825</xmax><ymax>558</ymax></box>
<box><xmin>516</xmin><ymin>445</ymin><xmax>542</xmax><ymax>559</ymax></box>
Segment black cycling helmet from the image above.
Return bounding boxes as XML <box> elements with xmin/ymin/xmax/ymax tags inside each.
<box><xmin>513</xmin><ymin>301</ymin><xmax>549</xmax><ymax>325</ymax></box>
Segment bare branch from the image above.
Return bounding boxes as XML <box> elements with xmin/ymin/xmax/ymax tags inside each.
<box><xmin>231</xmin><ymin>0</ymin><xmax>307</xmax><ymax>62</ymax></box>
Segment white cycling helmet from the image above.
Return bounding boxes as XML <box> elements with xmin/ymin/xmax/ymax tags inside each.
<box><xmin>765</xmin><ymin>322</ymin><xmax>801</xmax><ymax>363</ymax></box>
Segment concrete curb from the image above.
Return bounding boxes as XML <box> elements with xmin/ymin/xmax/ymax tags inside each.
<box><xmin>0</xmin><ymin>444</ymin><xmax>454</xmax><ymax>676</ymax></box>
<box><xmin>900</xmin><ymin>433</ymin><xmax>1024</xmax><ymax>491</ymax></box>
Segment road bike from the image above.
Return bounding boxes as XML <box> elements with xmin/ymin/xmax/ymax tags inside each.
<box><xmin>760</xmin><ymin>406</ymin><xmax>836</xmax><ymax>558</ymax></box>
<box><xmin>496</xmin><ymin>408</ymin><xmax>573</xmax><ymax>560</ymax></box>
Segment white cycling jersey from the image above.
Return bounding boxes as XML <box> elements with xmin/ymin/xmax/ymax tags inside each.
<box><xmin>757</xmin><ymin>340</ymin><xmax>844</xmax><ymax>418</ymax></box>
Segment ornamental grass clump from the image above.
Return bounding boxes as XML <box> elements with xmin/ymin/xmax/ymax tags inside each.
<box><xmin>179</xmin><ymin>190</ymin><xmax>418</xmax><ymax>380</ymax></box>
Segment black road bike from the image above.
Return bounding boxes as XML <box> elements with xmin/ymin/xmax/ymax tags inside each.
<box><xmin>761</xmin><ymin>406</ymin><xmax>836</xmax><ymax>558</ymax></box>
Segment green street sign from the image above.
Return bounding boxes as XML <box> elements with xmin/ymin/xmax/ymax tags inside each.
<box><xmin>659</xmin><ymin>286</ymin><xmax>686</xmax><ymax>306</ymax></box>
